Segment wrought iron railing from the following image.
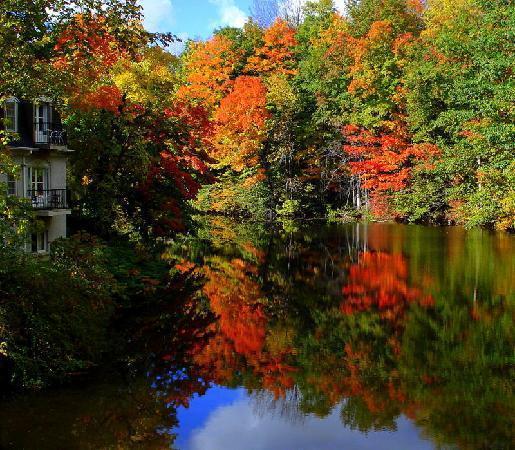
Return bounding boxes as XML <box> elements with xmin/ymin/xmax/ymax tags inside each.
<box><xmin>34</xmin><ymin>122</ymin><xmax>67</xmax><ymax>146</ymax></box>
<box><xmin>27</xmin><ymin>189</ymin><xmax>68</xmax><ymax>209</ymax></box>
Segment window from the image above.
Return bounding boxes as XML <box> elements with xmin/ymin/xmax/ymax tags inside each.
<box><xmin>28</xmin><ymin>167</ymin><xmax>48</xmax><ymax>194</ymax></box>
<box><xmin>27</xmin><ymin>167</ymin><xmax>48</xmax><ymax>208</ymax></box>
<box><xmin>34</xmin><ymin>102</ymin><xmax>50</xmax><ymax>143</ymax></box>
<box><xmin>7</xmin><ymin>174</ymin><xmax>16</xmax><ymax>196</ymax></box>
<box><xmin>31</xmin><ymin>231</ymin><xmax>48</xmax><ymax>253</ymax></box>
<box><xmin>4</xmin><ymin>98</ymin><xmax>18</xmax><ymax>132</ymax></box>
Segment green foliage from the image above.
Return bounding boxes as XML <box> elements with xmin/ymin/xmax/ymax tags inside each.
<box><xmin>402</xmin><ymin>0</ymin><xmax>515</xmax><ymax>229</ymax></box>
<box><xmin>194</xmin><ymin>171</ymin><xmax>270</xmax><ymax>218</ymax></box>
<box><xmin>326</xmin><ymin>205</ymin><xmax>361</xmax><ymax>222</ymax></box>
<box><xmin>0</xmin><ymin>241</ymin><xmax>117</xmax><ymax>388</ymax></box>
<box><xmin>0</xmin><ymin>233</ymin><xmax>169</xmax><ymax>389</ymax></box>
<box><xmin>276</xmin><ymin>199</ymin><xmax>301</xmax><ymax>217</ymax></box>
<box><xmin>0</xmin><ymin>139</ymin><xmax>33</xmax><ymax>250</ymax></box>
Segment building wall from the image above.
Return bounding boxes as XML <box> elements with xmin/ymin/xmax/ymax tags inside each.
<box><xmin>47</xmin><ymin>214</ymin><xmax>67</xmax><ymax>244</ymax></box>
<box><xmin>49</xmin><ymin>155</ymin><xmax>67</xmax><ymax>189</ymax></box>
<box><xmin>7</xmin><ymin>151</ymin><xmax>68</xmax><ymax>196</ymax></box>
<box><xmin>3</xmin><ymin>150</ymin><xmax>70</xmax><ymax>251</ymax></box>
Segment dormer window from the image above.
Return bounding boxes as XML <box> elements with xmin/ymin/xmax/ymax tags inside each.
<box><xmin>34</xmin><ymin>101</ymin><xmax>50</xmax><ymax>144</ymax></box>
<box><xmin>4</xmin><ymin>97</ymin><xmax>19</xmax><ymax>132</ymax></box>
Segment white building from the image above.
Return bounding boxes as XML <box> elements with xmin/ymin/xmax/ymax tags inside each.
<box><xmin>1</xmin><ymin>97</ymin><xmax>72</xmax><ymax>253</ymax></box>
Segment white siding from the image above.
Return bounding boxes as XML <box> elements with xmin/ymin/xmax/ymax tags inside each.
<box><xmin>47</xmin><ymin>214</ymin><xmax>67</xmax><ymax>245</ymax></box>
<box><xmin>49</xmin><ymin>155</ymin><xmax>67</xmax><ymax>189</ymax></box>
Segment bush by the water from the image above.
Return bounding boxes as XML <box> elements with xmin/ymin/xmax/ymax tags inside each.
<box><xmin>0</xmin><ymin>233</ymin><xmax>168</xmax><ymax>390</ymax></box>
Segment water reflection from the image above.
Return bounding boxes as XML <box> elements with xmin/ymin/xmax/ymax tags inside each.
<box><xmin>1</xmin><ymin>220</ymin><xmax>513</xmax><ymax>449</ymax></box>
<box><xmin>161</xmin><ymin>219</ymin><xmax>514</xmax><ymax>450</ymax></box>
<box><xmin>175</xmin><ymin>387</ymin><xmax>434</xmax><ymax>450</ymax></box>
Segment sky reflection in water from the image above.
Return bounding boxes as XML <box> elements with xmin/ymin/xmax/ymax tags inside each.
<box><xmin>174</xmin><ymin>386</ymin><xmax>435</xmax><ymax>450</ymax></box>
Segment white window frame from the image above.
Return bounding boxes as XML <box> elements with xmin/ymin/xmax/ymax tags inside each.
<box><xmin>34</xmin><ymin>101</ymin><xmax>50</xmax><ymax>143</ymax></box>
<box><xmin>27</xmin><ymin>166</ymin><xmax>49</xmax><ymax>208</ymax></box>
<box><xmin>4</xmin><ymin>97</ymin><xmax>19</xmax><ymax>133</ymax></box>
<box><xmin>28</xmin><ymin>167</ymin><xmax>49</xmax><ymax>193</ymax></box>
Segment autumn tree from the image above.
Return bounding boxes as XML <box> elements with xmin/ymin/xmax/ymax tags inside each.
<box><xmin>176</xmin><ymin>35</ymin><xmax>244</xmax><ymax>111</ymax></box>
<box><xmin>213</xmin><ymin>76</ymin><xmax>270</xmax><ymax>171</ymax></box>
<box><xmin>246</xmin><ymin>19</ymin><xmax>298</xmax><ymax>76</ymax></box>
<box><xmin>402</xmin><ymin>0</ymin><xmax>515</xmax><ymax>229</ymax></box>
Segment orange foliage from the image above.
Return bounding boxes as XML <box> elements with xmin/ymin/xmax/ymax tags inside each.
<box><xmin>180</xmin><ymin>252</ymin><xmax>299</xmax><ymax>399</ymax></box>
<box><xmin>245</xmin><ymin>19</ymin><xmax>298</xmax><ymax>76</ymax></box>
<box><xmin>341</xmin><ymin>251</ymin><xmax>434</xmax><ymax>320</ymax></box>
<box><xmin>320</xmin><ymin>14</ymin><xmax>352</xmax><ymax>80</ymax></box>
<box><xmin>53</xmin><ymin>14</ymin><xmax>128</xmax><ymax>110</ymax></box>
<box><xmin>72</xmin><ymin>85</ymin><xmax>124</xmax><ymax>114</ymax></box>
<box><xmin>407</xmin><ymin>0</ymin><xmax>425</xmax><ymax>14</ymax></box>
<box><xmin>346</xmin><ymin>20</ymin><xmax>394</xmax><ymax>95</ymax></box>
<box><xmin>176</xmin><ymin>35</ymin><xmax>243</xmax><ymax>111</ymax></box>
<box><xmin>203</xmin><ymin>258</ymin><xmax>267</xmax><ymax>356</ymax></box>
<box><xmin>212</xmin><ymin>76</ymin><xmax>270</xmax><ymax>170</ymax></box>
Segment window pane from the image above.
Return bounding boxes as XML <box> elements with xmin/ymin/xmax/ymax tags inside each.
<box><xmin>31</xmin><ymin>232</ymin><xmax>47</xmax><ymax>252</ymax></box>
<box><xmin>30</xmin><ymin>168</ymin><xmax>47</xmax><ymax>193</ymax></box>
<box><xmin>4</xmin><ymin>101</ymin><xmax>16</xmax><ymax>131</ymax></box>
<box><xmin>38</xmin><ymin>232</ymin><xmax>45</xmax><ymax>251</ymax></box>
<box><xmin>7</xmin><ymin>174</ymin><xmax>16</xmax><ymax>195</ymax></box>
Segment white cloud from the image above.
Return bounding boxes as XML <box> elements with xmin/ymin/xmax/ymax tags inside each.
<box><xmin>333</xmin><ymin>0</ymin><xmax>346</xmax><ymax>13</ymax></box>
<box><xmin>139</xmin><ymin>0</ymin><xmax>175</xmax><ymax>32</ymax></box>
<box><xmin>209</xmin><ymin>0</ymin><xmax>248</xmax><ymax>29</ymax></box>
<box><xmin>186</xmin><ymin>397</ymin><xmax>435</xmax><ymax>450</ymax></box>
<box><xmin>169</xmin><ymin>32</ymin><xmax>189</xmax><ymax>55</ymax></box>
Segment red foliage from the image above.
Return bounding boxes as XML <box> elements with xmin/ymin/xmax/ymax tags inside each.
<box><xmin>164</xmin><ymin>102</ymin><xmax>214</xmax><ymax>159</ymax></box>
<box><xmin>341</xmin><ymin>251</ymin><xmax>434</xmax><ymax>321</ymax></box>
<box><xmin>342</xmin><ymin>124</ymin><xmax>440</xmax><ymax>217</ymax></box>
<box><xmin>139</xmin><ymin>102</ymin><xmax>214</xmax><ymax>235</ymax></box>
<box><xmin>53</xmin><ymin>14</ymin><xmax>125</xmax><ymax>76</ymax></box>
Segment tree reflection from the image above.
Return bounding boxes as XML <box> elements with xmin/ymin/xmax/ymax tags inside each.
<box><xmin>153</xmin><ymin>220</ymin><xmax>513</xmax><ymax>449</ymax></box>
<box><xmin>3</xmin><ymin>221</ymin><xmax>511</xmax><ymax>449</ymax></box>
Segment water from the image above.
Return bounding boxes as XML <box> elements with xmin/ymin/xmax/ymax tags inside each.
<box><xmin>1</xmin><ymin>221</ymin><xmax>513</xmax><ymax>449</ymax></box>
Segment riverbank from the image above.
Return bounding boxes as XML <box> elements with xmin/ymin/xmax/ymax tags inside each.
<box><xmin>0</xmin><ymin>233</ymin><xmax>171</xmax><ymax>391</ymax></box>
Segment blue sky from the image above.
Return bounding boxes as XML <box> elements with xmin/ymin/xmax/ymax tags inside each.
<box><xmin>139</xmin><ymin>0</ymin><xmax>346</xmax><ymax>52</ymax></box>
<box><xmin>139</xmin><ymin>0</ymin><xmax>254</xmax><ymax>41</ymax></box>
<box><xmin>169</xmin><ymin>385</ymin><xmax>435</xmax><ymax>450</ymax></box>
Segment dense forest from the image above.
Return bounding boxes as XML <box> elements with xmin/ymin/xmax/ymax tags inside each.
<box><xmin>0</xmin><ymin>0</ymin><xmax>513</xmax><ymax>389</ymax></box>
<box><xmin>2</xmin><ymin>0</ymin><xmax>514</xmax><ymax>241</ymax></box>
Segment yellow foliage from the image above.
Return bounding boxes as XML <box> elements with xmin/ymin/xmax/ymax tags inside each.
<box><xmin>423</xmin><ymin>0</ymin><xmax>478</xmax><ymax>39</ymax></box>
<box><xmin>112</xmin><ymin>46</ymin><xmax>179</xmax><ymax>105</ymax></box>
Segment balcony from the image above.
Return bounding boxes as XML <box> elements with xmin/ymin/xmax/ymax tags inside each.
<box><xmin>34</xmin><ymin>122</ymin><xmax>67</xmax><ymax>146</ymax></box>
<box><xmin>27</xmin><ymin>189</ymin><xmax>68</xmax><ymax>210</ymax></box>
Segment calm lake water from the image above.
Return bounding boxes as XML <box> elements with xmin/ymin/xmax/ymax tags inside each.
<box><xmin>1</xmin><ymin>221</ymin><xmax>514</xmax><ymax>449</ymax></box>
